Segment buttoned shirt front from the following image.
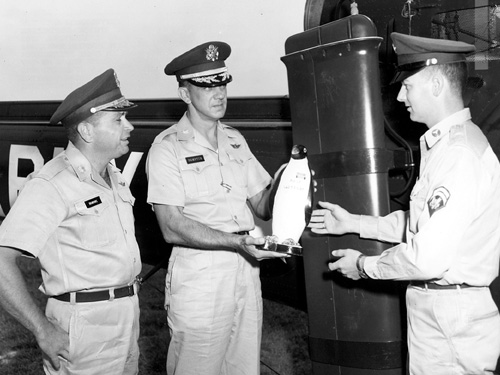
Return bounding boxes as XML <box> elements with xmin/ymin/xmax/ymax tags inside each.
<box><xmin>146</xmin><ymin>113</ymin><xmax>271</xmax><ymax>233</ymax></box>
<box><xmin>362</xmin><ymin>109</ymin><xmax>500</xmax><ymax>286</ymax></box>
<box><xmin>0</xmin><ymin>142</ymin><xmax>141</xmax><ymax>295</ymax></box>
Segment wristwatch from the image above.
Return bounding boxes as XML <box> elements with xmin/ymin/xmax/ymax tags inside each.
<box><xmin>356</xmin><ymin>254</ymin><xmax>369</xmax><ymax>279</ymax></box>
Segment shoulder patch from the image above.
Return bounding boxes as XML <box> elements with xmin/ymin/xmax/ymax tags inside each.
<box><xmin>427</xmin><ymin>186</ymin><xmax>450</xmax><ymax>217</ymax></box>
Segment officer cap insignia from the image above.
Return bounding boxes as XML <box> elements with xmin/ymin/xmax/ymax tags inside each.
<box><xmin>205</xmin><ymin>44</ymin><xmax>219</xmax><ymax>61</ymax></box>
<box><xmin>114</xmin><ymin>71</ymin><xmax>121</xmax><ymax>87</ymax></box>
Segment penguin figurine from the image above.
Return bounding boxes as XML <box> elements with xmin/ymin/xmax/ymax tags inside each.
<box><xmin>268</xmin><ymin>144</ymin><xmax>313</xmax><ymax>252</ymax></box>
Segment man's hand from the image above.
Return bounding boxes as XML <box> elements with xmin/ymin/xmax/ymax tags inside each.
<box><xmin>328</xmin><ymin>249</ymin><xmax>363</xmax><ymax>280</ymax></box>
<box><xmin>308</xmin><ymin>201</ymin><xmax>359</xmax><ymax>235</ymax></box>
<box><xmin>36</xmin><ymin>319</ymin><xmax>70</xmax><ymax>371</ymax></box>
<box><xmin>237</xmin><ymin>235</ymin><xmax>290</xmax><ymax>261</ymax></box>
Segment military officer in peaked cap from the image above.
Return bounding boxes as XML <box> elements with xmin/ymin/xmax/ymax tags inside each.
<box><xmin>0</xmin><ymin>69</ymin><xmax>142</xmax><ymax>374</ymax></box>
<box><xmin>146</xmin><ymin>41</ymin><xmax>288</xmax><ymax>375</ymax></box>
<box><xmin>309</xmin><ymin>33</ymin><xmax>500</xmax><ymax>374</ymax></box>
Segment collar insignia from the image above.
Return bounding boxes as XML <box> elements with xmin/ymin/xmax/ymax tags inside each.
<box><xmin>230</xmin><ymin>143</ymin><xmax>241</xmax><ymax>149</ymax></box>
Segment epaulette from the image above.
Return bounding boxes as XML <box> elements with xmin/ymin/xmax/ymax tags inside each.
<box><xmin>449</xmin><ymin>123</ymin><xmax>467</xmax><ymax>145</ymax></box>
<box><xmin>450</xmin><ymin>121</ymin><xmax>487</xmax><ymax>156</ymax></box>
<box><xmin>32</xmin><ymin>154</ymin><xmax>70</xmax><ymax>181</ymax></box>
<box><xmin>152</xmin><ymin>124</ymin><xmax>178</xmax><ymax>144</ymax></box>
<box><xmin>221</xmin><ymin>124</ymin><xmax>242</xmax><ymax>137</ymax></box>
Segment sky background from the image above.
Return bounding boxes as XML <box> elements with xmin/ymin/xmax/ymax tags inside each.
<box><xmin>0</xmin><ymin>1</ymin><xmax>305</xmax><ymax>101</ymax></box>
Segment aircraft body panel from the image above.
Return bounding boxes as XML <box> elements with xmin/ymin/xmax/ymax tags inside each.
<box><xmin>0</xmin><ymin>98</ymin><xmax>309</xmax><ymax>309</ymax></box>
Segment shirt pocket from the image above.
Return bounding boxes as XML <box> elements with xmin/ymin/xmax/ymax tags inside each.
<box><xmin>179</xmin><ymin>157</ymin><xmax>218</xmax><ymax>198</ymax></box>
<box><xmin>225</xmin><ymin>150</ymin><xmax>251</xmax><ymax>189</ymax></box>
<box><xmin>74</xmin><ymin>195</ymin><xmax>117</xmax><ymax>249</ymax></box>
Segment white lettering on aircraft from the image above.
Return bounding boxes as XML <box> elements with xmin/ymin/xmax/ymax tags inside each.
<box><xmin>2</xmin><ymin>145</ymin><xmax>144</xmax><ymax>218</ymax></box>
<box><xmin>9</xmin><ymin>145</ymin><xmax>44</xmax><ymax>208</ymax></box>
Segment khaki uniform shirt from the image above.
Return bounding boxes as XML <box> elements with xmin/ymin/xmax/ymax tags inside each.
<box><xmin>0</xmin><ymin>142</ymin><xmax>141</xmax><ymax>295</ymax></box>
<box><xmin>362</xmin><ymin>109</ymin><xmax>500</xmax><ymax>286</ymax></box>
<box><xmin>146</xmin><ymin>113</ymin><xmax>271</xmax><ymax>233</ymax></box>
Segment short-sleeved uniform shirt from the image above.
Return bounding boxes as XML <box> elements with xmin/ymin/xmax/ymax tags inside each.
<box><xmin>146</xmin><ymin>113</ymin><xmax>271</xmax><ymax>233</ymax></box>
<box><xmin>0</xmin><ymin>142</ymin><xmax>141</xmax><ymax>296</ymax></box>
<box><xmin>362</xmin><ymin>109</ymin><xmax>500</xmax><ymax>286</ymax></box>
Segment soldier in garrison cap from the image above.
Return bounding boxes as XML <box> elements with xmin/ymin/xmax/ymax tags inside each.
<box><xmin>146</xmin><ymin>41</ymin><xmax>288</xmax><ymax>375</ymax></box>
<box><xmin>310</xmin><ymin>33</ymin><xmax>500</xmax><ymax>374</ymax></box>
<box><xmin>0</xmin><ymin>69</ymin><xmax>142</xmax><ymax>375</ymax></box>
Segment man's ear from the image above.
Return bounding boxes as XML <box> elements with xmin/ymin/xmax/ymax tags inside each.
<box><xmin>431</xmin><ymin>72</ymin><xmax>445</xmax><ymax>97</ymax></box>
<box><xmin>178</xmin><ymin>86</ymin><xmax>191</xmax><ymax>104</ymax></box>
<box><xmin>76</xmin><ymin>121</ymin><xmax>93</xmax><ymax>143</ymax></box>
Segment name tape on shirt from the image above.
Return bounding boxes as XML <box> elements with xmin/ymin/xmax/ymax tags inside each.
<box><xmin>186</xmin><ymin>155</ymin><xmax>205</xmax><ymax>164</ymax></box>
<box><xmin>85</xmin><ymin>196</ymin><xmax>102</xmax><ymax>208</ymax></box>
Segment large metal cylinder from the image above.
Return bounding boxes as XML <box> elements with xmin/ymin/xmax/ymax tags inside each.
<box><xmin>281</xmin><ymin>15</ymin><xmax>405</xmax><ymax>374</ymax></box>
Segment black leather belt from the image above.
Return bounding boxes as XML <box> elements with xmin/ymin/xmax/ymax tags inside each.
<box><xmin>52</xmin><ymin>285</ymin><xmax>136</xmax><ymax>303</ymax></box>
<box><xmin>410</xmin><ymin>282</ymin><xmax>476</xmax><ymax>290</ymax></box>
<box><xmin>234</xmin><ymin>231</ymin><xmax>249</xmax><ymax>235</ymax></box>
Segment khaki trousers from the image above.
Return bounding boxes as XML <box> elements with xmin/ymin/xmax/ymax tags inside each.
<box><xmin>43</xmin><ymin>294</ymin><xmax>140</xmax><ymax>375</ymax></box>
<box><xmin>407</xmin><ymin>285</ymin><xmax>500</xmax><ymax>375</ymax></box>
<box><xmin>165</xmin><ymin>247</ymin><xmax>262</xmax><ymax>375</ymax></box>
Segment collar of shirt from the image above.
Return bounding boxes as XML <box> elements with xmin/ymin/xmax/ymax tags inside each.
<box><xmin>65</xmin><ymin>141</ymin><xmax>122</xmax><ymax>188</ymax></box>
<box><xmin>66</xmin><ymin>141</ymin><xmax>94</xmax><ymax>181</ymax></box>
<box><xmin>175</xmin><ymin>112</ymin><xmax>240</xmax><ymax>151</ymax></box>
<box><xmin>422</xmin><ymin>108</ymin><xmax>471</xmax><ymax>149</ymax></box>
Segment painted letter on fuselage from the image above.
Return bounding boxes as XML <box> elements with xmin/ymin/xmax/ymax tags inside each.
<box><xmin>9</xmin><ymin>145</ymin><xmax>44</xmax><ymax>208</ymax></box>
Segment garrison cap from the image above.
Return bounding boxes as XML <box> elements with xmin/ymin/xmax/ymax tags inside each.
<box><xmin>50</xmin><ymin>68</ymin><xmax>136</xmax><ymax>125</ymax></box>
<box><xmin>391</xmin><ymin>32</ymin><xmax>475</xmax><ymax>83</ymax></box>
<box><xmin>164</xmin><ymin>41</ymin><xmax>232</xmax><ymax>87</ymax></box>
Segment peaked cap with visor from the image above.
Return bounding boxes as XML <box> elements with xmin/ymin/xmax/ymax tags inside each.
<box><xmin>50</xmin><ymin>69</ymin><xmax>136</xmax><ymax>126</ymax></box>
<box><xmin>164</xmin><ymin>41</ymin><xmax>233</xmax><ymax>87</ymax></box>
<box><xmin>391</xmin><ymin>32</ymin><xmax>476</xmax><ymax>83</ymax></box>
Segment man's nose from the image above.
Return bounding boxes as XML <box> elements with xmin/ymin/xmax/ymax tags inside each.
<box><xmin>124</xmin><ymin>117</ymin><xmax>134</xmax><ymax>132</ymax></box>
<box><xmin>396</xmin><ymin>86</ymin><xmax>406</xmax><ymax>102</ymax></box>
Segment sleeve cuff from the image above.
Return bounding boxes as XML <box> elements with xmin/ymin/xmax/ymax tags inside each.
<box><xmin>359</xmin><ymin>215</ymin><xmax>380</xmax><ymax>239</ymax></box>
<box><xmin>363</xmin><ymin>255</ymin><xmax>380</xmax><ymax>279</ymax></box>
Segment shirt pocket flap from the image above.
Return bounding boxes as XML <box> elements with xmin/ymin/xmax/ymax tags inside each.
<box><xmin>179</xmin><ymin>156</ymin><xmax>212</xmax><ymax>174</ymax></box>
<box><xmin>75</xmin><ymin>196</ymin><xmax>110</xmax><ymax>216</ymax></box>
<box><xmin>226</xmin><ymin>150</ymin><xmax>251</xmax><ymax>166</ymax></box>
<box><xmin>117</xmin><ymin>189</ymin><xmax>135</xmax><ymax>206</ymax></box>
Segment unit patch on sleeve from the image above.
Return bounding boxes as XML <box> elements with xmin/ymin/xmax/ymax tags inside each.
<box><xmin>185</xmin><ymin>155</ymin><xmax>205</xmax><ymax>164</ymax></box>
<box><xmin>427</xmin><ymin>186</ymin><xmax>450</xmax><ymax>217</ymax></box>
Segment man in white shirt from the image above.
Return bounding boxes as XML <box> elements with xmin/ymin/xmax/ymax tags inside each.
<box><xmin>308</xmin><ymin>33</ymin><xmax>500</xmax><ymax>374</ymax></box>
